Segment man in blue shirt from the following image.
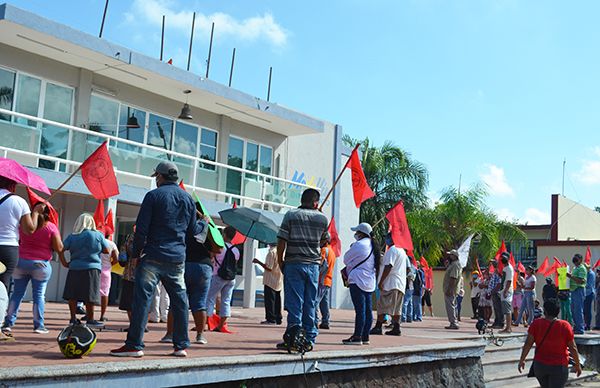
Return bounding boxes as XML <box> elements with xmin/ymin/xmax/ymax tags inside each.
<box><xmin>111</xmin><ymin>161</ymin><xmax>206</xmax><ymax>358</ymax></box>
<box><xmin>584</xmin><ymin>264</ymin><xmax>596</xmax><ymax>331</ymax></box>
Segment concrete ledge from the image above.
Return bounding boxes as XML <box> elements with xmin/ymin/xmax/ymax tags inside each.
<box><xmin>0</xmin><ymin>341</ymin><xmax>485</xmax><ymax>387</ymax></box>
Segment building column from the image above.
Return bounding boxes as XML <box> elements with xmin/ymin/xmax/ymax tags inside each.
<box><xmin>242</xmin><ymin>239</ymin><xmax>258</xmax><ymax>308</ymax></box>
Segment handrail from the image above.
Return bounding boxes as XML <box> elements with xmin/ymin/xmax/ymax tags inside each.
<box><xmin>0</xmin><ymin>108</ymin><xmax>317</xmax><ymax>190</ymax></box>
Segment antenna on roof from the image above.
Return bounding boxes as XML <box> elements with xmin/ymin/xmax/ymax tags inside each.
<box><xmin>228</xmin><ymin>48</ymin><xmax>236</xmax><ymax>87</ymax></box>
<box><xmin>99</xmin><ymin>0</ymin><xmax>110</xmax><ymax>38</ymax></box>
<box><xmin>187</xmin><ymin>12</ymin><xmax>196</xmax><ymax>71</ymax></box>
<box><xmin>160</xmin><ymin>15</ymin><xmax>165</xmax><ymax>61</ymax></box>
<box><xmin>267</xmin><ymin>66</ymin><xmax>273</xmax><ymax>102</ymax></box>
<box><xmin>206</xmin><ymin>22</ymin><xmax>215</xmax><ymax>78</ymax></box>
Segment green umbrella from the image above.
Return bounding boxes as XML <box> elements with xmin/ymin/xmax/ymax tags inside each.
<box><xmin>193</xmin><ymin>192</ymin><xmax>224</xmax><ymax>248</ymax></box>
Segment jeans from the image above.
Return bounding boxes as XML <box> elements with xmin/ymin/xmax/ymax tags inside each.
<box><xmin>185</xmin><ymin>263</ymin><xmax>212</xmax><ymax>312</ymax></box>
<box><xmin>595</xmin><ymin>293</ymin><xmax>600</xmax><ymax>329</ymax></box>
<box><xmin>126</xmin><ymin>259</ymin><xmax>189</xmax><ymax>351</ymax></box>
<box><xmin>264</xmin><ymin>285</ymin><xmax>282</xmax><ymax>324</ymax></box>
<box><xmin>0</xmin><ymin>245</ymin><xmax>18</xmax><ymax>291</ymax></box>
<box><xmin>456</xmin><ymin>295</ymin><xmax>464</xmax><ymax>318</ymax></box>
<box><xmin>349</xmin><ymin>284</ymin><xmax>373</xmax><ymax>340</ymax></box>
<box><xmin>315</xmin><ymin>285</ymin><xmax>331</xmax><ymax>326</ymax></box>
<box><xmin>206</xmin><ymin>275</ymin><xmax>236</xmax><ymax>318</ymax></box>
<box><xmin>283</xmin><ymin>262</ymin><xmax>319</xmax><ymax>343</ymax></box>
<box><xmin>402</xmin><ymin>289</ymin><xmax>413</xmax><ymax>322</ymax></box>
<box><xmin>3</xmin><ymin>259</ymin><xmax>52</xmax><ymax>330</ymax></box>
<box><xmin>584</xmin><ymin>292</ymin><xmax>595</xmax><ymax>330</ymax></box>
<box><xmin>571</xmin><ymin>287</ymin><xmax>585</xmax><ymax>333</ymax></box>
<box><xmin>492</xmin><ymin>293</ymin><xmax>504</xmax><ymax>326</ymax></box>
<box><xmin>412</xmin><ymin>292</ymin><xmax>422</xmax><ymax>320</ymax></box>
<box><xmin>516</xmin><ymin>290</ymin><xmax>535</xmax><ymax>325</ymax></box>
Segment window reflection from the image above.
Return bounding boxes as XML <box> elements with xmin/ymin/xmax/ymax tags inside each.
<box><xmin>147</xmin><ymin>114</ymin><xmax>173</xmax><ymax>160</ymax></box>
<box><xmin>14</xmin><ymin>74</ymin><xmax>41</xmax><ymax>127</ymax></box>
<box><xmin>0</xmin><ymin>68</ymin><xmax>15</xmax><ymax>121</ymax></box>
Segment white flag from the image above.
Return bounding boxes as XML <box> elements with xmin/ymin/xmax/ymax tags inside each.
<box><xmin>458</xmin><ymin>234</ymin><xmax>475</xmax><ymax>268</ymax></box>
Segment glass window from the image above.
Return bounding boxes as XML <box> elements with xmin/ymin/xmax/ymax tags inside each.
<box><xmin>245</xmin><ymin>142</ymin><xmax>259</xmax><ymax>180</ymax></box>
<box><xmin>14</xmin><ymin>74</ymin><xmax>41</xmax><ymax>127</ymax></box>
<box><xmin>259</xmin><ymin>145</ymin><xmax>273</xmax><ymax>176</ymax></box>
<box><xmin>226</xmin><ymin>137</ymin><xmax>244</xmax><ymax>195</ymax></box>
<box><xmin>118</xmin><ymin>105</ymin><xmax>146</xmax><ymax>144</ymax></box>
<box><xmin>173</xmin><ymin>121</ymin><xmax>198</xmax><ymax>166</ymax></box>
<box><xmin>89</xmin><ymin>94</ymin><xmax>119</xmax><ymax>137</ymax></box>
<box><xmin>199</xmin><ymin>128</ymin><xmax>217</xmax><ymax>170</ymax></box>
<box><xmin>147</xmin><ymin>114</ymin><xmax>173</xmax><ymax>160</ymax></box>
<box><xmin>40</xmin><ymin>82</ymin><xmax>73</xmax><ymax>169</ymax></box>
<box><xmin>0</xmin><ymin>68</ymin><xmax>15</xmax><ymax>121</ymax></box>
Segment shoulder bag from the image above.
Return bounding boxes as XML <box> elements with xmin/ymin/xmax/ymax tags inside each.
<box><xmin>527</xmin><ymin>319</ymin><xmax>556</xmax><ymax>378</ymax></box>
<box><xmin>340</xmin><ymin>245</ymin><xmax>374</xmax><ymax>288</ymax></box>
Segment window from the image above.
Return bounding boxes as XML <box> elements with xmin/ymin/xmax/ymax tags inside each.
<box><xmin>199</xmin><ymin>128</ymin><xmax>217</xmax><ymax>170</ymax></box>
<box><xmin>245</xmin><ymin>142</ymin><xmax>259</xmax><ymax>179</ymax></box>
<box><xmin>259</xmin><ymin>145</ymin><xmax>273</xmax><ymax>176</ymax></box>
<box><xmin>147</xmin><ymin>113</ymin><xmax>173</xmax><ymax>160</ymax></box>
<box><xmin>117</xmin><ymin>105</ymin><xmax>146</xmax><ymax>152</ymax></box>
<box><xmin>14</xmin><ymin>74</ymin><xmax>41</xmax><ymax>127</ymax></box>
<box><xmin>226</xmin><ymin>137</ymin><xmax>244</xmax><ymax>195</ymax></box>
<box><xmin>0</xmin><ymin>68</ymin><xmax>15</xmax><ymax>121</ymax></box>
<box><xmin>173</xmin><ymin>121</ymin><xmax>198</xmax><ymax>165</ymax></box>
<box><xmin>89</xmin><ymin>94</ymin><xmax>119</xmax><ymax>137</ymax></box>
<box><xmin>39</xmin><ymin>82</ymin><xmax>73</xmax><ymax>169</ymax></box>
<box><xmin>225</xmin><ymin>136</ymin><xmax>274</xmax><ymax>197</ymax></box>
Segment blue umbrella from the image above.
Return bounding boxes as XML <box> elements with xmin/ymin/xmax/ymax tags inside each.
<box><xmin>218</xmin><ymin>207</ymin><xmax>281</xmax><ymax>244</ymax></box>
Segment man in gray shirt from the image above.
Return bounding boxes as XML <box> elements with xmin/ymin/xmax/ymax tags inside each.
<box><xmin>276</xmin><ymin>188</ymin><xmax>328</xmax><ymax>349</ymax></box>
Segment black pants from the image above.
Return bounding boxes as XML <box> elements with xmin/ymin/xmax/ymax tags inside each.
<box><xmin>471</xmin><ymin>296</ymin><xmax>480</xmax><ymax>318</ymax></box>
<box><xmin>264</xmin><ymin>285</ymin><xmax>282</xmax><ymax>324</ymax></box>
<box><xmin>492</xmin><ymin>293</ymin><xmax>504</xmax><ymax>326</ymax></box>
<box><xmin>0</xmin><ymin>245</ymin><xmax>18</xmax><ymax>291</ymax></box>
<box><xmin>533</xmin><ymin>361</ymin><xmax>568</xmax><ymax>388</ymax></box>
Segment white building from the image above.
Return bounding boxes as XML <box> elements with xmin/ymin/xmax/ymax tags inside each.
<box><xmin>0</xmin><ymin>4</ymin><xmax>358</xmax><ymax>309</ymax></box>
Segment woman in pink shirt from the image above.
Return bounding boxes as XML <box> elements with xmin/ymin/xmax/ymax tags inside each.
<box><xmin>1</xmin><ymin>207</ymin><xmax>63</xmax><ymax>334</ymax></box>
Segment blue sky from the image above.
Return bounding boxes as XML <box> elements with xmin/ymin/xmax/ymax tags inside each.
<box><xmin>10</xmin><ymin>0</ymin><xmax>600</xmax><ymax>224</ymax></box>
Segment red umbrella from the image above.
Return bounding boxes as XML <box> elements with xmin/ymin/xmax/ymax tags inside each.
<box><xmin>0</xmin><ymin>158</ymin><xmax>50</xmax><ymax>195</ymax></box>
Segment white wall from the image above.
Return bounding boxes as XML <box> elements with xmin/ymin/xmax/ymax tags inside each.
<box><xmin>557</xmin><ymin>195</ymin><xmax>600</xmax><ymax>241</ymax></box>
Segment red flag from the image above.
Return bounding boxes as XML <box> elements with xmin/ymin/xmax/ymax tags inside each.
<box><xmin>419</xmin><ymin>256</ymin><xmax>429</xmax><ymax>270</ymax></box>
<box><xmin>179</xmin><ymin>179</ymin><xmax>186</xmax><ymax>190</ymax></box>
<box><xmin>167</xmin><ymin>58</ymin><xmax>173</xmax><ymax>65</ymax></box>
<box><xmin>544</xmin><ymin>261</ymin><xmax>560</xmax><ymax>277</ymax></box>
<box><xmin>25</xmin><ymin>187</ymin><xmax>59</xmax><ymax>225</ymax></box>
<box><xmin>509</xmin><ymin>252</ymin><xmax>518</xmax><ymax>285</ymax></box>
<box><xmin>385</xmin><ymin>201</ymin><xmax>414</xmax><ymax>251</ymax></box>
<box><xmin>585</xmin><ymin>246</ymin><xmax>592</xmax><ymax>266</ymax></box>
<box><xmin>328</xmin><ymin>217</ymin><xmax>342</xmax><ymax>257</ymax></box>
<box><xmin>93</xmin><ymin>200</ymin><xmax>105</xmax><ymax>234</ymax></box>
<box><xmin>517</xmin><ymin>261</ymin><xmax>526</xmax><ymax>274</ymax></box>
<box><xmin>425</xmin><ymin>267</ymin><xmax>434</xmax><ymax>290</ymax></box>
<box><xmin>104</xmin><ymin>209</ymin><xmax>114</xmax><ymax>236</ymax></box>
<box><xmin>593</xmin><ymin>258</ymin><xmax>600</xmax><ymax>270</ymax></box>
<box><xmin>494</xmin><ymin>240</ymin><xmax>507</xmax><ymax>272</ymax></box>
<box><xmin>347</xmin><ymin>148</ymin><xmax>375</xmax><ymax>207</ymax></box>
<box><xmin>80</xmin><ymin>141</ymin><xmax>119</xmax><ymax>199</ymax></box>
<box><xmin>229</xmin><ymin>202</ymin><xmax>247</xmax><ymax>245</ymax></box>
<box><xmin>538</xmin><ymin>256</ymin><xmax>550</xmax><ymax>274</ymax></box>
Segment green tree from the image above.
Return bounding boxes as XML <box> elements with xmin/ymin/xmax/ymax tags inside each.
<box><xmin>407</xmin><ymin>184</ymin><xmax>527</xmax><ymax>267</ymax></box>
<box><xmin>342</xmin><ymin>136</ymin><xmax>429</xmax><ymax>243</ymax></box>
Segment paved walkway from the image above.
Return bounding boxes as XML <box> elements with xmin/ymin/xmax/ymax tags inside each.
<box><xmin>0</xmin><ymin>302</ymin><xmax>527</xmax><ymax>368</ymax></box>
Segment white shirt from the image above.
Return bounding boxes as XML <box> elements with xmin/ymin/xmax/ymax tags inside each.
<box><xmin>100</xmin><ymin>239</ymin><xmax>119</xmax><ymax>271</ymax></box>
<box><xmin>471</xmin><ymin>278</ymin><xmax>482</xmax><ymax>298</ymax></box>
<box><xmin>502</xmin><ymin>264</ymin><xmax>514</xmax><ymax>302</ymax></box>
<box><xmin>343</xmin><ymin>237</ymin><xmax>376</xmax><ymax>292</ymax></box>
<box><xmin>377</xmin><ymin>246</ymin><xmax>407</xmax><ymax>292</ymax></box>
<box><xmin>0</xmin><ymin>189</ymin><xmax>30</xmax><ymax>246</ymax></box>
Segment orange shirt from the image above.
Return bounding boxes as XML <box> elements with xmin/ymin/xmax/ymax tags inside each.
<box><xmin>320</xmin><ymin>244</ymin><xmax>337</xmax><ymax>287</ymax></box>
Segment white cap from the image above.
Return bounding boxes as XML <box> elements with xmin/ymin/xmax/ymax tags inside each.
<box><xmin>351</xmin><ymin>222</ymin><xmax>373</xmax><ymax>235</ymax></box>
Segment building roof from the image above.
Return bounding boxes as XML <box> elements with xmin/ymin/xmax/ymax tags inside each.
<box><xmin>0</xmin><ymin>3</ymin><xmax>326</xmax><ymax>137</ymax></box>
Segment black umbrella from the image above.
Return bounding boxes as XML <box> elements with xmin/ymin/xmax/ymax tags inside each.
<box><xmin>218</xmin><ymin>207</ymin><xmax>281</xmax><ymax>244</ymax></box>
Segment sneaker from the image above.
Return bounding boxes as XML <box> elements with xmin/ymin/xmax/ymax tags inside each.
<box><xmin>444</xmin><ymin>325</ymin><xmax>460</xmax><ymax>330</ymax></box>
<box><xmin>160</xmin><ymin>334</ymin><xmax>173</xmax><ymax>343</ymax></box>
<box><xmin>195</xmin><ymin>333</ymin><xmax>208</xmax><ymax>344</ymax></box>
<box><xmin>1</xmin><ymin>326</ymin><xmax>11</xmax><ymax>334</ymax></box>
<box><xmin>171</xmin><ymin>348</ymin><xmax>187</xmax><ymax>357</ymax></box>
<box><xmin>369</xmin><ymin>326</ymin><xmax>383</xmax><ymax>335</ymax></box>
<box><xmin>34</xmin><ymin>326</ymin><xmax>49</xmax><ymax>334</ymax></box>
<box><xmin>342</xmin><ymin>336</ymin><xmax>362</xmax><ymax>345</ymax></box>
<box><xmin>362</xmin><ymin>337</ymin><xmax>370</xmax><ymax>345</ymax></box>
<box><xmin>76</xmin><ymin>306</ymin><xmax>86</xmax><ymax>315</ymax></box>
<box><xmin>110</xmin><ymin>345</ymin><xmax>144</xmax><ymax>357</ymax></box>
<box><xmin>319</xmin><ymin>323</ymin><xmax>330</xmax><ymax>330</ymax></box>
<box><xmin>260</xmin><ymin>320</ymin><xmax>277</xmax><ymax>325</ymax></box>
<box><xmin>385</xmin><ymin>328</ymin><xmax>401</xmax><ymax>336</ymax></box>
<box><xmin>86</xmin><ymin>320</ymin><xmax>104</xmax><ymax>329</ymax></box>
<box><xmin>276</xmin><ymin>342</ymin><xmax>289</xmax><ymax>351</ymax></box>
<box><xmin>99</xmin><ymin>317</ymin><xmax>108</xmax><ymax>322</ymax></box>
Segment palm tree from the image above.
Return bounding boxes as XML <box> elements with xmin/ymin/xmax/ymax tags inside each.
<box><xmin>343</xmin><ymin>136</ymin><xmax>429</xmax><ymax>243</ymax></box>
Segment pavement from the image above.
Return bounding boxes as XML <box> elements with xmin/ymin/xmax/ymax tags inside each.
<box><xmin>0</xmin><ymin>302</ymin><xmax>527</xmax><ymax>369</ymax></box>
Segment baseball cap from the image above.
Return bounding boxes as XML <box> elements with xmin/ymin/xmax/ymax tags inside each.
<box><xmin>446</xmin><ymin>249</ymin><xmax>459</xmax><ymax>258</ymax></box>
<box><xmin>501</xmin><ymin>251</ymin><xmax>510</xmax><ymax>260</ymax></box>
<box><xmin>151</xmin><ymin>161</ymin><xmax>179</xmax><ymax>180</ymax></box>
<box><xmin>351</xmin><ymin>222</ymin><xmax>372</xmax><ymax>235</ymax></box>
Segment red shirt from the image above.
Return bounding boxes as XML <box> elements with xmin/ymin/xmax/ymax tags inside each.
<box><xmin>528</xmin><ymin>318</ymin><xmax>573</xmax><ymax>366</ymax></box>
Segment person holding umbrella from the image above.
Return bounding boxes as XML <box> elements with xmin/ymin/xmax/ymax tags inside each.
<box><xmin>0</xmin><ymin>176</ymin><xmax>46</xmax><ymax>290</ymax></box>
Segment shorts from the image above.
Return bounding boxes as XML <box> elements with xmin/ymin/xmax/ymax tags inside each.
<box><xmin>501</xmin><ymin>300</ymin><xmax>512</xmax><ymax>315</ymax></box>
<box><xmin>422</xmin><ymin>289</ymin><xmax>432</xmax><ymax>307</ymax></box>
<box><xmin>100</xmin><ymin>267</ymin><xmax>112</xmax><ymax>297</ymax></box>
<box><xmin>377</xmin><ymin>289</ymin><xmax>404</xmax><ymax>316</ymax></box>
<box><xmin>185</xmin><ymin>262</ymin><xmax>212</xmax><ymax>312</ymax></box>
<box><xmin>62</xmin><ymin>269</ymin><xmax>101</xmax><ymax>305</ymax></box>
<box><xmin>479</xmin><ymin>293</ymin><xmax>492</xmax><ymax>307</ymax></box>
<box><xmin>119</xmin><ymin>279</ymin><xmax>135</xmax><ymax>311</ymax></box>
<box><xmin>512</xmin><ymin>293</ymin><xmax>523</xmax><ymax>309</ymax></box>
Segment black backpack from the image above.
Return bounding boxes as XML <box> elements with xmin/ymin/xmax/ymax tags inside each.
<box><xmin>217</xmin><ymin>245</ymin><xmax>237</xmax><ymax>280</ymax></box>
<box><xmin>413</xmin><ymin>269</ymin><xmax>423</xmax><ymax>290</ymax></box>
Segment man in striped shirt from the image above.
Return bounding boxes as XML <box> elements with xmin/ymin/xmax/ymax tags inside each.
<box><xmin>276</xmin><ymin>189</ymin><xmax>328</xmax><ymax>349</ymax></box>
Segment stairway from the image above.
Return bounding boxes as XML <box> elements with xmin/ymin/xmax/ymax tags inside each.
<box><xmin>482</xmin><ymin>336</ymin><xmax>598</xmax><ymax>387</ymax></box>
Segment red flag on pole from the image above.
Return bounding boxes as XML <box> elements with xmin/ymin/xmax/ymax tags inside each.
<box><xmin>104</xmin><ymin>209</ymin><xmax>114</xmax><ymax>236</ymax></box>
<box><xmin>347</xmin><ymin>148</ymin><xmax>375</xmax><ymax>207</ymax></box>
<box><xmin>80</xmin><ymin>141</ymin><xmax>119</xmax><ymax>200</ymax></box>
<box><xmin>179</xmin><ymin>179</ymin><xmax>186</xmax><ymax>190</ymax></box>
<box><xmin>328</xmin><ymin>217</ymin><xmax>342</xmax><ymax>257</ymax></box>
<box><xmin>494</xmin><ymin>240</ymin><xmax>507</xmax><ymax>272</ymax></box>
<box><xmin>425</xmin><ymin>267</ymin><xmax>434</xmax><ymax>290</ymax></box>
<box><xmin>385</xmin><ymin>201</ymin><xmax>414</xmax><ymax>251</ymax></box>
<box><xmin>593</xmin><ymin>258</ymin><xmax>600</xmax><ymax>270</ymax></box>
<box><xmin>517</xmin><ymin>261</ymin><xmax>526</xmax><ymax>274</ymax></box>
<box><xmin>230</xmin><ymin>202</ymin><xmax>247</xmax><ymax>245</ymax></box>
<box><xmin>93</xmin><ymin>200</ymin><xmax>105</xmax><ymax>234</ymax></box>
<box><xmin>167</xmin><ymin>58</ymin><xmax>173</xmax><ymax>65</ymax></box>
<box><xmin>585</xmin><ymin>246</ymin><xmax>592</xmax><ymax>266</ymax></box>
<box><xmin>25</xmin><ymin>187</ymin><xmax>59</xmax><ymax>225</ymax></box>
<box><xmin>544</xmin><ymin>260</ymin><xmax>560</xmax><ymax>277</ymax></box>
<box><xmin>509</xmin><ymin>252</ymin><xmax>518</xmax><ymax>285</ymax></box>
<box><xmin>419</xmin><ymin>256</ymin><xmax>429</xmax><ymax>270</ymax></box>
<box><xmin>538</xmin><ymin>256</ymin><xmax>550</xmax><ymax>274</ymax></box>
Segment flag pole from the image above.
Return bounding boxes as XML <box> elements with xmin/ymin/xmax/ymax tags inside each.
<box><xmin>318</xmin><ymin>144</ymin><xmax>360</xmax><ymax>211</ymax></box>
<box><xmin>372</xmin><ymin>213</ymin><xmax>388</xmax><ymax>228</ymax></box>
<box><xmin>45</xmin><ymin>164</ymin><xmax>83</xmax><ymax>203</ymax></box>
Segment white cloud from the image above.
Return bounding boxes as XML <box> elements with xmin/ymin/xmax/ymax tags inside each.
<box><xmin>523</xmin><ymin>208</ymin><xmax>551</xmax><ymax>225</ymax></box>
<box><xmin>481</xmin><ymin>164</ymin><xmax>515</xmax><ymax>197</ymax></box>
<box><xmin>125</xmin><ymin>0</ymin><xmax>289</xmax><ymax>48</ymax></box>
<box><xmin>575</xmin><ymin>146</ymin><xmax>600</xmax><ymax>185</ymax></box>
<box><xmin>496</xmin><ymin>208</ymin><xmax>517</xmax><ymax>221</ymax></box>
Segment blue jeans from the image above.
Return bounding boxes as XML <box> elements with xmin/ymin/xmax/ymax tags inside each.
<box><xmin>3</xmin><ymin>259</ymin><xmax>52</xmax><ymax>330</ymax></box>
<box><xmin>126</xmin><ymin>259</ymin><xmax>189</xmax><ymax>350</ymax></box>
<box><xmin>206</xmin><ymin>275</ymin><xmax>235</xmax><ymax>318</ymax></box>
<box><xmin>412</xmin><ymin>292</ymin><xmax>423</xmax><ymax>320</ymax></box>
<box><xmin>315</xmin><ymin>285</ymin><xmax>331</xmax><ymax>326</ymax></box>
<box><xmin>349</xmin><ymin>284</ymin><xmax>372</xmax><ymax>340</ymax></box>
<box><xmin>584</xmin><ymin>293</ymin><xmax>595</xmax><ymax>330</ymax></box>
<box><xmin>571</xmin><ymin>287</ymin><xmax>585</xmax><ymax>333</ymax></box>
<box><xmin>283</xmin><ymin>262</ymin><xmax>319</xmax><ymax>343</ymax></box>
<box><xmin>455</xmin><ymin>295</ymin><xmax>463</xmax><ymax>318</ymax></box>
<box><xmin>402</xmin><ymin>289</ymin><xmax>413</xmax><ymax>322</ymax></box>
<box><xmin>516</xmin><ymin>290</ymin><xmax>535</xmax><ymax>325</ymax></box>
<box><xmin>185</xmin><ymin>263</ymin><xmax>212</xmax><ymax>312</ymax></box>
